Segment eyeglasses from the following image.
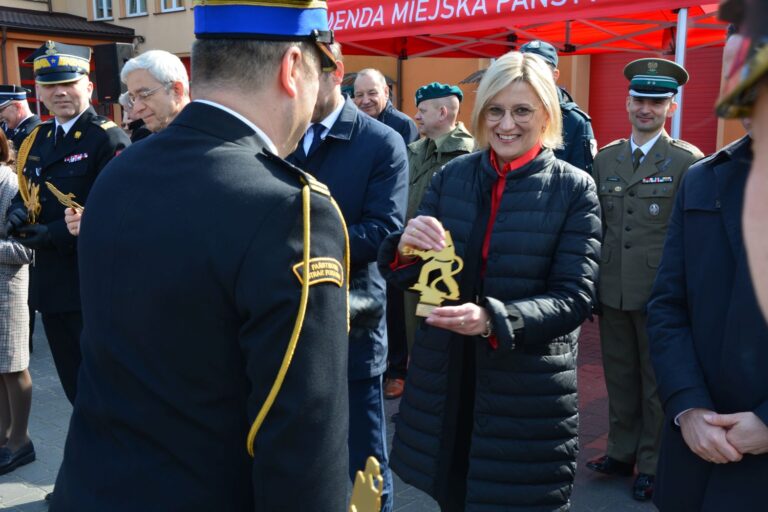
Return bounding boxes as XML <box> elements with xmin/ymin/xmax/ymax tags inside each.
<box><xmin>485</xmin><ymin>105</ymin><xmax>538</xmax><ymax>123</ymax></box>
<box><xmin>128</xmin><ymin>84</ymin><xmax>168</xmax><ymax>105</ymax></box>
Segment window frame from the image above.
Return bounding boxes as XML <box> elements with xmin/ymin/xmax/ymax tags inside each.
<box><xmin>93</xmin><ymin>0</ymin><xmax>113</xmax><ymax>20</ymax></box>
<box><xmin>125</xmin><ymin>0</ymin><xmax>148</xmax><ymax>17</ymax></box>
<box><xmin>159</xmin><ymin>0</ymin><xmax>184</xmax><ymax>13</ymax></box>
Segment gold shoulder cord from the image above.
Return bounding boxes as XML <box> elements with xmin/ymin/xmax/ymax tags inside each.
<box><xmin>15</xmin><ymin>126</ymin><xmax>41</xmax><ymax>222</ymax></box>
<box><xmin>246</xmin><ymin>182</ymin><xmax>350</xmax><ymax>456</ymax></box>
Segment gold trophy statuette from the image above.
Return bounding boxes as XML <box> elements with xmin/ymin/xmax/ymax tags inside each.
<box><xmin>349</xmin><ymin>456</ymin><xmax>383</xmax><ymax>512</ymax></box>
<box><xmin>45</xmin><ymin>181</ymin><xmax>83</xmax><ymax>211</ymax></box>
<box><xmin>403</xmin><ymin>230</ymin><xmax>464</xmax><ymax>317</ymax></box>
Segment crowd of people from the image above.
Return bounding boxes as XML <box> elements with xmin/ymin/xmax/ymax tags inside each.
<box><xmin>0</xmin><ymin>0</ymin><xmax>766</xmax><ymax>510</ymax></box>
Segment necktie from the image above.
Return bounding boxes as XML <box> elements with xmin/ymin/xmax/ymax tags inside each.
<box><xmin>55</xmin><ymin>125</ymin><xmax>65</xmax><ymax>147</ymax></box>
<box><xmin>632</xmin><ymin>147</ymin><xmax>644</xmax><ymax>171</ymax></box>
<box><xmin>305</xmin><ymin>124</ymin><xmax>325</xmax><ymax>157</ymax></box>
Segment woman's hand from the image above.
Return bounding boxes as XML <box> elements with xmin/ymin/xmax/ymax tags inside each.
<box><xmin>397</xmin><ymin>215</ymin><xmax>446</xmax><ymax>261</ymax></box>
<box><xmin>426</xmin><ymin>303</ymin><xmax>491</xmax><ymax>336</ymax></box>
<box><xmin>65</xmin><ymin>207</ymin><xmax>83</xmax><ymax>237</ymax></box>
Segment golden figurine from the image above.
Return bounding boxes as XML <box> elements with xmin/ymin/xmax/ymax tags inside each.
<box><xmin>349</xmin><ymin>456</ymin><xmax>383</xmax><ymax>512</ymax></box>
<box><xmin>25</xmin><ymin>182</ymin><xmax>41</xmax><ymax>224</ymax></box>
<box><xmin>45</xmin><ymin>181</ymin><xmax>83</xmax><ymax>211</ymax></box>
<box><xmin>403</xmin><ymin>231</ymin><xmax>464</xmax><ymax>317</ymax></box>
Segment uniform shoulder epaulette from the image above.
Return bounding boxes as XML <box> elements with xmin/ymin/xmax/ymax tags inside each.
<box><xmin>568</xmin><ymin>105</ymin><xmax>592</xmax><ymax>122</ymax></box>
<box><xmin>598</xmin><ymin>139</ymin><xmax>626</xmax><ymax>152</ymax></box>
<box><xmin>261</xmin><ymin>149</ymin><xmax>332</xmax><ymax>198</ymax></box>
<box><xmin>670</xmin><ymin>138</ymin><xmax>702</xmax><ymax>156</ymax></box>
<box><xmin>91</xmin><ymin>115</ymin><xmax>119</xmax><ymax>131</ymax></box>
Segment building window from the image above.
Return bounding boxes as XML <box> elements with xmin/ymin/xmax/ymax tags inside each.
<box><xmin>160</xmin><ymin>0</ymin><xmax>184</xmax><ymax>12</ymax></box>
<box><xmin>94</xmin><ymin>0</ymin><xmax>113</xmax><ymax>20</ymax></box>
<box><xmin>126</xmin><ymin>0</ymin><xmax>147</xmax><ymax>16</ymax></box>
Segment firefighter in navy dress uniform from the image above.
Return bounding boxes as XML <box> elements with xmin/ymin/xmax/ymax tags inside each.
<box><xmin>49</xmin><ymin>1</ymin><xmax>351</xmax><ymax>510</ymax></box>
<box><xmin>4</xmin><ymin>41</ymin><xmax>130</xmax><ymax>405</ymax></box>
<box><xmin>0</xmin><ymin>85</ymin><xmax>41</xmax><ymax>151</ymax></box>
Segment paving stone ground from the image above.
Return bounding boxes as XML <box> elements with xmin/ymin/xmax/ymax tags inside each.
<box><xmin>1</xmin><ymin>318</ymin><xmax>656</xmax><ymax>511</ymax></box>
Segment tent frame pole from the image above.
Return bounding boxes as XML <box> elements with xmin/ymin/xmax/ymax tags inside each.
<box><xmin>671</xmin><ymin>7</ymin><xmax>688</xmax><ymax>139</ymax></box>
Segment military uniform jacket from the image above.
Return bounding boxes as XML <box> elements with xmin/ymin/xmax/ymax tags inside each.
<box><xmin>406</xmin><ymin>121</ymin><xmax>474</xmax><ymax>220</ymax></box>
<box><xmin>51</xmin><ymin>102</ymin><xmax>350</xmax><ymax>511</ymax></box>
<box><xmin>9</xmin><ymin>107</ymin><xmax>129</xmax><ymax>313</ymax></box>
<box><xmin>555</xmin><ymin>87</ymin><xmax>595</xmax><ymax>174</ymax></box>
<box><xmin>9</xmin><ymin>114</ymin><xmax>41</xmax><ymax>151</ymax></box>
<box><xmin>594</xmin><ymin>131</ymin><xmax>702</xmax><ymax>310</ymax></box>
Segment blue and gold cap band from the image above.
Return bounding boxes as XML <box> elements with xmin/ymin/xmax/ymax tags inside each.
<box><xmin>624</xmin><ymin>58</ymin><xmax>689</xmax><ymax>99</ymax></box>
<box><xmin>192</xmin><ymin>0</ymin><xmax>336</xmax><ymax>70</ymax></box>
<box><xmin>24</xmin><ymin>41</ymin><xmax>91</xmax><ymax>84</ymax></box>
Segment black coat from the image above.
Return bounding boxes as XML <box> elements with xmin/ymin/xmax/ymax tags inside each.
<box><xmin>8</xmin><ymin>107</ymin><xmax>129</xmax><ymax>313</ymax></box>
<box><xmin>51</xmin><ymin>102</ymin><xmax>351</xmax><ymax>511</ymax></box>
<box><xmin>9</xmin><ymin>114</ymin><xmax>41</xmax><ymax>151</ymax></box>
<box><xmin>556</xmin><ymin>88</ymin><xmax>595</xmax><ymax>175</ymax></box>
<box><xmin>377</xmin><ymin>100</ymin><xmax>418</xmax><ymax>145</ymax></box>
<box><xmin>378</xmin><ymin>149</ymin><xmax>601</xmax><ymax>510</ymax></box>
<box><xmin>289</xmin><ymin>98</ymin><xmax>408</xmax><ymax>380</ymax></box>
<box><xmin>648</xmin><ymin>136</ymin><xmax>768</xmax><ymax>511</ymax></box>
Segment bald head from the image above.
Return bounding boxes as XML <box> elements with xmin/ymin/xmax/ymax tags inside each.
<box><xmin>354</xmin><ymin>68</ymin><xmax>389</xmax><ymax>118</ymax></box>
<box><xmin>414</xmin><ymin>95</ymin><xmax>460</xmax><ymax>139</ymax></box>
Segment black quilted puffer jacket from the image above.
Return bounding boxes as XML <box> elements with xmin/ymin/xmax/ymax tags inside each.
<box><xmin>378</xmin><ymin>148</ymin><xmax>601</xmax><ymax>511</ymax></box>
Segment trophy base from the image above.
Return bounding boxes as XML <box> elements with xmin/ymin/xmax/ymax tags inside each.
<box><xmin>415</xmin><ymin>303</ymin><xmax>438</xmax><ymax>317</ymax></box>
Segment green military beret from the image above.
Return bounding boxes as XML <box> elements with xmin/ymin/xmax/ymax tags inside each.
<box><xmin>415</xmin><ymin>82</ymin><xmax>463</xmax><ymax>106</ymax></box>
<box><xmin>624</xmin><ymin>58</ymin><xmax>689</xmax><ymax>98</ymax></box>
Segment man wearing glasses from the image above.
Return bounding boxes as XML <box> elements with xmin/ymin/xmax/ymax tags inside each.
<box><xmin>0</xmin><ymin>85</ymin><xmax>40</xmax><ymax>151</ymax></box>
<box><xmin>64</xmin><ymin>50</ymin><xmax>189</xmax><ymax>236</ymax></box>
<box><xmin>4</xmin><ymin>41</ymin><xmax>130</xmax><ymax>407</ymax></box>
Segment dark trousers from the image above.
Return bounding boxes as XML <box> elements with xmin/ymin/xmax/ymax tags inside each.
<box><xmin>349</xmin><ymin>375</ymin><xmax>393</xmax><ymax>512</ymax></box>
<box><xmin>385</xmin><ymin>284</ymin><xmax>408</xmax><ymax>379</ymax></box>
<box><xmin>41</xmin><ymin>311</ymin><xmax>83</xmax><ymax>405</ymax></box>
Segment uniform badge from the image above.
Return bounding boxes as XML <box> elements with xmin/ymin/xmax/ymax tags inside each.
<box><xmin>34</xmin><ymin>167</ymin><xmax>42</xmax><ymax>177</ymax></box>
<box><xmin>642</xmin><ymin>176</ymin><xmax>673</xmax><ymax>184</ymax></box>
<box><xmin>614</xmin><ymin>186</ymin><xmax>622</xmax><ymax>192</ymax></box>
<box><xmin>589</xmin><ymin>138</ymin><xmax>598</xmax><ymax>158</ymax></box>
<box><xmin>292</xmin><ymin>257</ymin><xmax>344</xmax><ymax>287</ymax></box>
<box><xmin>649</xmin><ymin>203</ymin><xmax>661</xmax><ymax>216</ymax></box>
<box><xmin>64</xmin><ymin>152</ymin><xmax>88</xmax><ymax>163</ymax></box>
<box><xmin>607</xmin><ymin>176</ymin><xmax>621</xmax><ymax>182</ymax></box>
<box><xmin>74</xmin><ymin>131</ymin><xmax>82</xmax><ymax>140</ymax></box>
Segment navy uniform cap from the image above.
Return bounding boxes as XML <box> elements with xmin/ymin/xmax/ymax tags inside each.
<box><xmin>520</xmin><ymin>40</ymin><xmax>559</xmax><ymax>68</ymax></box>
<box><xmin>23</xmin><ymin>40</ymin><xmax>91</xmax><ymax>85</ymax></box>
<box><xmin>717</xmin><ymin>0</ymin><xmax>768</xmax><ymax>118</ymax></box>
<box><xmin>415</xmin><ymin>82</ymin><xmax>463</xmax><ymax>106</ymax></box>
<box><xmin>0</xmin><ymin>85</ymin><xmax>30</xmax><ymax>108</ymax></box>
<box><xmin>624</xmin><ymin>58</ymin><xmax>689</xmax><ymax>98</ymax></box>
<box><xmin>192</xmin><ymin>0</ymin><xmax>337</xmax><ymax>71</ymax></box>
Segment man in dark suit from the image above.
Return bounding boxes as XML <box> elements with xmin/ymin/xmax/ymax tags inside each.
<box><xmin>353</xmin><ymin>68</ymin><xmax>418</xmax><ymax>145</ymax></box>
<box><xmin>49</xmin><ymin>2</ymin><xmax>350</xmax><ymax>510</ymax></box>
<box><xmin>288</xmin><ymin>43</ymin><xmax>408</xmax><ymax>512</ymax></box>
<box><xmin>0</xmin><ymin>85</ymin><xmax>40</xmax><ymax>151</ymax></box>
<box><xmin>647</xmin><ymin>133</ymin><xmax>768</xmax><ymax>510</ymax></box>
<box><xmin>4</xmin><ymin>41</ymin><xmax>129</xmax><ymax>405</ymax></box>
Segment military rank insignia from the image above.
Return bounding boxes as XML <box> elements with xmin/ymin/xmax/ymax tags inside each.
<box><xmin>649</xmin><ymin>203</ymin><xmax>661</xmax><ymax>216</ymax></box>
<box><xmin>292</xmin><ymin>257</ymin><xmax>344</xmax><ymax>287</ymax></box>
<box><xmin>642</xmin><ymin>176</ymin><xmax>673</xmax><ymax>184</ymax></box>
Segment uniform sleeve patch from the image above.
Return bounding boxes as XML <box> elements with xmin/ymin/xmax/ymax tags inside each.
<box><xmin>292</xmin><ymin>257</ymin><xmax>344</xmax><ymax>287</ymax></box>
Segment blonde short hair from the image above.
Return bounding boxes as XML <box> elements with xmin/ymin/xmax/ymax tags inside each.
<box><xmin>471</xmin><ymin>51</ymin><xmax>563</xmax><ymax>151</ymax></box>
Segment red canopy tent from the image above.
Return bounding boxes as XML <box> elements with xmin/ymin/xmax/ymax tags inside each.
<box><xmin>329</xmin><ymin>1</ymin><xmax>724</xmax><ymax>58</ymax></box>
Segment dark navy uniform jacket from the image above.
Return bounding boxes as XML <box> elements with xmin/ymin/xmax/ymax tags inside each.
<box><xmin>9</xmin><ymin>114</ymin><xmax>41</xmax><ymax>151</ymax></box>
<box><xmin>556</xmin><ymin>87</ymin><xmax>595</xmax><ymax>175</ymax></box>
<box><xmin>9</xmin><ymin>107</ymin><xmax>129</xmax><ymax>313</ymax></box>
<box><xmin>289</xmin><ymin>97</ymin><xmax>407</xmax><ymax>380</ymax></box>
<box><xmin>648</xmin><ymin>136</ymin><xmax>768</xmax><ymax>511</ymax></box>
<box><xmin>51</xmin><ymin>102</ymin><xmax>350</xmax><ymax>511</ymax></box>
<box><xmin>377</xmin><ymin>100</ymin><xmax>418</xmax><ymax>145</ymax></box>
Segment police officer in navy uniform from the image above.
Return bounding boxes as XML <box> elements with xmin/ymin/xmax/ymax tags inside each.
<box><xmin>49</xmin><ymin>1</ymin><xmax>350</xmax><ymax>510</ymax></box>
<box><xmin>520</xmin><ymin>40</ymin><xmax>597</xmax><ymax>174</ymax></box>
<box><xmin>0</xmin><ymin>85</ymin><xmax>40</xmax><ymax>151</ymax></box>
<box><xmin>4</xmin><ymin>41</ymin><xmax>130</xmax><ymax>405</ymax></box>
<box><xmin>586</xmin><ymin>57</ymin><xmax>703</xmax><ymax>501</ymax></box>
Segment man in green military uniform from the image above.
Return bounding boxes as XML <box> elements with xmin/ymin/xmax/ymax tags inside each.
<box><xmin>5</xmin><ymin>41</ymin><xmax>129</xmax><ymax>406</ymax></box>
<box><xmin>586</xmin><ymin>57</ymin><xmax>703</xmax><ymax>502</ymax></box>
<box><xmin>383</xmin><ymin>82</ymin><xmax>474</xmax><ymax>399</ymax></box>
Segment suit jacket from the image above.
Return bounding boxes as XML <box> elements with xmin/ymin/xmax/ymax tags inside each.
<box><xmin>377</xmin><ymin>100</ymin><xmax>418</xmax><ymax>145</ymax></box>
<box><xmin>647</xmin><ymin>136</ymin><xmax>768</xmax><ymax>511</ymax></box>
<box><xmin>289</xmin><ymin>97</ymin><xmax>408</xmax><ymax>380</ymax></box>
<box><xmin>8</xmin><ymin>107</ymin><xmax>129</xmax><ymax>313</ymax></box>
<box><xmin>594</xmin><ymin>131</ymin><xmax>703</xmax><ymax>310</ymax></box>
<box><xmin>51</xmin><ymin>102</ymin><xmax>350</xmax><ymax>511</ymax></box>
<box><xmin>9</xmin><ymin>114</ymin><xmax>41</xmax><ymax>151</ymax></box>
